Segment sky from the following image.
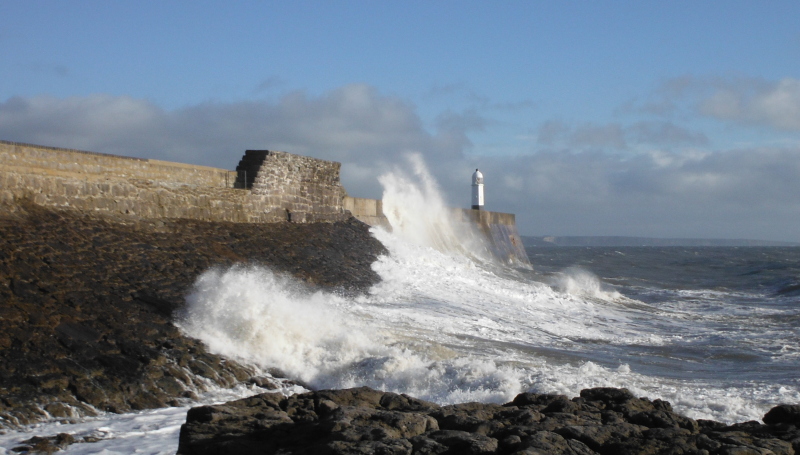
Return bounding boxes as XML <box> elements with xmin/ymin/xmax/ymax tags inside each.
<box><xmin>1</xmin><ymin>2</ymin><xmax>799</xmax><ymax>242</ymax></box>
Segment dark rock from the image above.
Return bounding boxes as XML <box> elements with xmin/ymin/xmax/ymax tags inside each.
<box><xmin>629</xmin><ymin>410</ymin><xmax>699</xmax><ymax>432</ymax></box>
<box><xmin>11</xmin><ymin>432</ymin><xmax>76</xmax><ymax>454</ymax></box>
<box><xmin>0</xmin><ymin>204</ymin><xmax>386</xmax><ymax>427</ymax></box>
<box><xmin>431</xmin><ymin>402</ymin><xmax>507</xmax><ymax>434</ymax></box>
<box><xmin>518</xmin><ymin>430</ymin><xmax>592</xmax><ymax>455</ymax></box>
<box><xmin>542</xmin><ymin>397</ymin><xmax>581</xmax><ymax>415</ymax></box>
<box><xmin>554</xmin><ymin>423</ymin><xmax>643</xmax><ymax>451</ymax></box>
<box><xmin>177</xmin><ymin>386</ymin><xmax>800</xmax><ymax>455</ymax></box>
<box><xmin>511</xmin><ymin>393</ymin><xmax>570</xmax><ymax>410</ymax></box>
<box><xmin>580</xmin><ymin>387</ymin><xmax>637</xmax><ymax>403</ymax></box>
<box><xmin>424</xmin><ymin>430</ymin><xmax>498</xmax><ymax>454</ymax></box>
<box><xmin>764</xmin><ymin>405</ymin><xmax>800</xmax><ymax>426</ymax></box>
<box><xmin>178</xmin><ymin>388</ymin><xmax>438</xmax><ymax>455</ymax></box>
<box><xmin>248</xmin><ymin>376</ymin><xmax>281</xmax><ymax>390</ymax></box>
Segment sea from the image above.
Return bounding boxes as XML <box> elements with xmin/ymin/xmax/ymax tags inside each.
<box><xmin>2</xmin><ymin>157</ymin><xmax>798</xmax><ymax>454</ymax></box>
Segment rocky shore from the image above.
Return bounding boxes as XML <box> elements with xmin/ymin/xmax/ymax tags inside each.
<box><xmin>3</xmin><ymin>202</ymin><xmax>800</xmax><ymax>455</ymax></box>
<box><xmin>176</xmin><ymin>387</ymin><xmax>800</xmax><ymax>455</ymax></box>
<box><xmin>0</xmin><ymin>201</ymin><xmax>385</xmax><ymax>428</ymax></box>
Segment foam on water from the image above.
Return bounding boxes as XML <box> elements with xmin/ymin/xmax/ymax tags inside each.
<box><xmin>0</xmin><ymin>384</ymin><xmax>297</xmax><ymax>455</ymax></box>
<box><xmin>177</xmin><ymin>263</ymin><xmax>526</xmax><ymax>404</ymax></box>
<box><xmin>173</xmin><ymin>248</ymin><xmax>796</xmax><ymax>423</ymax></box>
<box><xmin>177</xmin><ymin>266</ymin><xmax>377</xmax><ymax>384</ymax></box>
<box><xmin>5</xmin><ymin>156</ymin><xmax>797</xmax><ymax>452</ymax></box>
<box><xmin>174</xmin><ymin>154</ymin><xmax>799</xmax><ymax>423</ymax></box>
<box><xmin>379</xmin><ymin>153</ymin><xmax>495</xmax><ymax>262</ymax></box>
<box><xmin>552</xmin><ymin>266</ymin><xmax>623</xmax><ymax>301</ymax></box>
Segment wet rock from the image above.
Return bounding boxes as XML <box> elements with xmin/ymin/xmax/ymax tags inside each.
<box><xmin>178</xmin><ymin>388</ymin><xmax>439</xmax><ymax>455</ymax></box>
<box><xmin>177</xmin><ymin>387</ymin><xmax>800</xmax><ymax>455</ymax></box>
<box><xmin>764</xmin><ymin>405</ymin><xmax>800</xmax><ymax>426</ymax></box>
<box><xmin>423</xmin><ymin>430</ymin><xmax>498</xmax><ymax>454</ymax></box>
<box><xmin>431</xmin><ymin>402</ymin><xmax>508</xmax><ymax>434</ymax></box>
<box><xmin>554</xmin><ymin>423</ymin><xmax>644</xmax><ymax>451</ymax></box>
<box><xmin>11</xmin><ymin>432</ymin><xmax>75</xmax><ymax>454</ymax></box>
<box><xmin>511</xmin><ymin>392</ymin><xmax>570</xmax><ymax>410</ymax></box>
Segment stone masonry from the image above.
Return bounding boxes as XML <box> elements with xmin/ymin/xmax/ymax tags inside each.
<box><xmin>0</xmin><ymin>140</ymin><xmax>528</xmax><ymax>262</ymax></box>
<box><xmin>235</xmin><ymin>150</ymin><xmax>348</xmax><ymax>223</ymax></box>
<box><xmin>0</xmin><ymin>141</ymin><xmax>350</xmax><ymax>224</ymax></box>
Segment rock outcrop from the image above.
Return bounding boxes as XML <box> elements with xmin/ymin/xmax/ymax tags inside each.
<box><xmin>0</xmin><ymin>203</ymin><xmax>386</xmax><ymax>428</ymax></box>
<box><xmin>177</xmin><ymin>387</ymin><xmax>800</xmax><ymax>455</ymax></box>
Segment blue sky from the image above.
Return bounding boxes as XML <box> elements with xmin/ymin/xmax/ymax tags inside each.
<box><xmin>2</xmin><ymin>1</ymin><xmax>799</xmax><ymax>241</ymax></box>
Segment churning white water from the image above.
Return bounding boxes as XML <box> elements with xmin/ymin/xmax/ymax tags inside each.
<box><xmin>177</xmin><ymin>154</ymin><xmax>799</xmax><ymax>424</ymax></box>
<box><xmin>4</xmin><ymin>155</ymin><xmax>798</xmax><ymax>453</ymax></box>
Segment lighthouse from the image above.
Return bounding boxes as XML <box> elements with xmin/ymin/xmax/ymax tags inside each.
<box><xmin>472</xmin><ymin>168</ymin><xmax>484</xmax><ymax>210</ymax></box>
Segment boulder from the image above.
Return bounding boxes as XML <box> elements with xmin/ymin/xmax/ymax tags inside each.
<box><xmin>176</xmin><ymin>387</ymin><xmax>800</xmax><ymax>455</ymax></box>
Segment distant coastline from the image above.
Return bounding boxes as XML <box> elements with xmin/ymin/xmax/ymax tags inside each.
<box><xmin>522</xmin><ymin>235</ymin><xmax>800</xmax><ymax>247</ymax></box>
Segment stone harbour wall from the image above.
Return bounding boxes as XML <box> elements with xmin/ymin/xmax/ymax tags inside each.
<box><xmin>340</xmin><ymin>193</ymin><xmax>529</xmax><ymax>264</ymax></box>
<box><xmin>236</xmin><ymin>150</ymin><xmax>348</xmax><ymax>221</ymax></box>
<box><xmin>0</xmin><ymin>141</ymin><xmax>349</xmax><ymax>223</ymax></box>
<box><xmin>0</xmin><ymin>141</ymin><xmax>236</xmax><ymax>188</ymax></box>
<box><xmin>0</xmin><ymin>140</ymin><xmax>528</xmax><ymax>262</ymax></box>
<box><xmin>452</xmin><ymin>208</ymin><xmax>530</xmax><ymax>265</ymax></box>
<box><xmin>343</xmin><ymin>196</ymin><xmax>390</xmax><ymax>228</ymax></box>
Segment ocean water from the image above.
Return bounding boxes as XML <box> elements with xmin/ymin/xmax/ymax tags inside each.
<box><xmin>2</xmin><ymin>156</ymin><xmax>799</xmax><ymax>453</ymax></box>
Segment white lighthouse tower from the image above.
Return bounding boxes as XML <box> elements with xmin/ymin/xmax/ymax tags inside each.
<box><xmin>472</xmin><ymin>168</ymin><xmax>484</xmax><ymax>210</ymax></box>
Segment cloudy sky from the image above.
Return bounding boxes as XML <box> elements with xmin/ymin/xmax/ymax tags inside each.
<box><xmin>2</xmin><ymin>2</ymin><xmax>799</xmax><ymax>242</ymax></box>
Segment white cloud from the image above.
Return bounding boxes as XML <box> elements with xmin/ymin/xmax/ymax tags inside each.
<box><xmin>631</xmin><ymin>76</ymin><xmax>800</xmax><ymax>132</ymax></box>
<box><xmin>1</xmin><ymin>85</ymin><xmax>798</xmax><ymax>242</ymax></box>
<box><xmin>750</xmin><ymin>78</ymin><xmax>800</xmax><ymax>130</ymax></box>
<box><xmin>470</xmin><ymin>147</ymin><xmax>800</xmax><ymax>241</ymax></box>
<box><xmin>0</xmin><ymin>86</ymin><xmax>465</xmax><ymax>199</ymax></box>
<box><xmin>536</xmin><ymin>120</ymin><xmax>706</xmax><ymax>149</ymax></box>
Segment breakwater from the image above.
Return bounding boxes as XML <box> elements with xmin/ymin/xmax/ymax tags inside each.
<box><xmin>452</xmin><ymin>208</ymin><xmax>529</xmax><ymax>265</ymax></box>
<box><xmin>0</xmin><ymin>139</ymin><xmax>528</xmax><ymax>426</ymax></box>
<box><xmin>0</xmin><ymin>141</ymin><xmax>349</xmax><ymax>223</ymax></box>
<box><xmin>0</xmin><ymin>140</ymin><xmax>529</xmax><ymax>263</ymax></box>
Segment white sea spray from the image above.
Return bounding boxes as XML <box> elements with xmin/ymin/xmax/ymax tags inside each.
<box><xmin>4</xmin><ymin>155</ymin><xmax>798</xmax><ymax>452</ymax></box>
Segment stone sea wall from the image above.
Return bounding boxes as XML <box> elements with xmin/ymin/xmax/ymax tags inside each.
<box><xmin>0</xmin><ymin>141</ymin><xmax>236</xmax><ymax>187</ymax></box>
<box><xmin>452</xmin><ymin>208</ymin><xmax>530</xmax><ymax>265</ymax></box>
<box><xmin>0</xmin><ymin>140</ymin><xmax>528</xmax><ymax>262</ymax></box>
<box><xmin>343</xmin><ymin>196</ymin><xmax>390</xmax><ymax>229</ymax></box>
<box><xmin>236</xmin><ymin>149</ymin><xmax>348</xmax><ymax>222</ymax></box>
<box><xmin>0</xmin><ymin>141</ymin><xmax>350</xmax><ymax>224</ymax></box>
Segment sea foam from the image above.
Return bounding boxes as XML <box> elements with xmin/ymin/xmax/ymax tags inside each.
<box><xmin>175</xmin><ymin>154</ymin><xmax>794</xmax><ymax>423</ymax></box>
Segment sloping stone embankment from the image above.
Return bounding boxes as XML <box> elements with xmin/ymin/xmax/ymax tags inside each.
<box><xmin>177</xmin><ymin>387</ymin><xmax>800</xmax><ymax>455</ymax></box>
<box><xmin>0</xmin><ymin>202</ymin><xmax>386</xmax><ymax>428</ymax></box>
